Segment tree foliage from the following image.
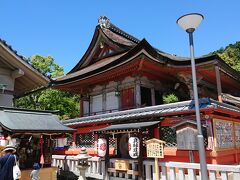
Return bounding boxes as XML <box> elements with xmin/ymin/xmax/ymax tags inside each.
<box><xmin>163</xmin><ymin>93</ymin><xmax>179</xmax><ymax>104</ymax></box>
<box><xmin>26</xmin><ymin>55</ymin><xmax>64</xmax><ymax>78</ymax></box>
<box><xmin>15</xmin><ymin>55</ymin><xmax>79</xmax><ymax>120</ymax></box>
<box><xmin>211</xmin><ymin>41</ymin><xmax>240</xmax><ymax>72</ymax></box>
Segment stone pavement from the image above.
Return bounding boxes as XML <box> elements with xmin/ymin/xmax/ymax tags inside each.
<box><xmin>21</xmin><ymin>167</ymin><xmax>57</xmax><ymax>180</ymax></box>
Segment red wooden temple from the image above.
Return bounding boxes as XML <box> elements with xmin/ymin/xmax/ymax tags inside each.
<box><xmin>52</xmin><ymin>16</ymin><xmax>240</xmax><ymax>167</ymax></box>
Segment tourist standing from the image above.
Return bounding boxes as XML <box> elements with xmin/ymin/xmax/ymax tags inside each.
<box><xmin>0</xmin><ymin>145</ymin><xmax>18</xmax><ymax>180</ymax></box>
<box><xmin>30</xmin><ymin>162</ymin><xmax>41</xmax><ymax>180</ymax></box>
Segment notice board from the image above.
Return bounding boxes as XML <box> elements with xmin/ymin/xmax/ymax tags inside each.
<box><xmin>145</xmin><ymin>138</ymin><xmax>165</xmax><ymax>158</ymax></box>
<box><xmin>213</xmin><ymin>119</ymin><xmax>234</xmax><ymax>150</ymax></box>
<box><xmin>234</xmin><ymin>122</ymin><xmax>240</xmax><ymax>148</ymax></box>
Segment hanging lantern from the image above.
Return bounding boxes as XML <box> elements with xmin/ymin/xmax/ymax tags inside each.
<box><xmin>97</xmin><ymin>138</ymin><xmax>107</xmax><ymax>157</ymax></box>
<box><xmin>128</xmin><ymin>137</ymin><xmax>140</xmax><ymax>158</ymax></box>
<box><xmin>0</xmin><ymin>135</ymin><xmax>6</xmax><ymax>146</ymax></box>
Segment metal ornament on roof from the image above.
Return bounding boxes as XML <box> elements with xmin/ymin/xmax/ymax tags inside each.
<box><xmin>98</xmin><ymin>16</ymin><xmax>110</xmax><ymax>29</ymax></box>
<box><xmin>97</xmin><ymin>138</ymin><xmax>107</xmax><ymax>157</ymax></box>
<box><xmin>128</xmin><ymin>137</ymin><xmax>140</xmax><ymax>159</ymax></box>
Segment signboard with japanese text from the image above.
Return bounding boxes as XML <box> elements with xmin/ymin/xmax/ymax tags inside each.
<box><xmin>145</xmin><ymin>138</ymin><xmax>165</xmax><ymax>158</ymax></box>
<box><xmin>213</xmin><ymin>119</ymin><xmax>234</xmax><ymax>150</ymax></box>
<box><xmin>115</xmin><ymin>160</ymin><xmax>129</xmax><ymax>171</ymax></box>
<box><xmin>234</xmin><ymin>122</ymin><xmax>240</xmax><ymax>148</ymax></box>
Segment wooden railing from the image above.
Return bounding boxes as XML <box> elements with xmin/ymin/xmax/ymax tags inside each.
<box><xmin>52</xmin><ymin>155</ymin><xmax>240</xmax><ymax>179</ymax></box>
<box><xmin>143</xmin><ymin>161</ymin><xmax>240</xmax><ymax>180</ymax></box>
<box><xmin>52</xmin><ymin>155</ymin><xmax>104</xmax><ymax>179</ymax></box>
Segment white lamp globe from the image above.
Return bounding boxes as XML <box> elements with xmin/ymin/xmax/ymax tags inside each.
<box><xmin>177</xmin><ymin>13</ymin><xmax>204</xmax><ymax>33</ymax></box>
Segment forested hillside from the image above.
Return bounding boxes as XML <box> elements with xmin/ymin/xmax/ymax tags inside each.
<box><xmin>211</xmin><ymin>41</ymin><xmax>240</xmax><ymax>72</ymax></box>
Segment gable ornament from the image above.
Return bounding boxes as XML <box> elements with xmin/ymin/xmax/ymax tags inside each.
<box><xmin>98</xmin><ymin>16</ymin><xmax>111</xmax><ymax>29</ymax></box>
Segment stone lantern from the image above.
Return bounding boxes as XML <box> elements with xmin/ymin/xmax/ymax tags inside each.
<box><xmin>75</xmin><ymin>147</ymin><xmax>92</xmax><ymax>180</ymax></box>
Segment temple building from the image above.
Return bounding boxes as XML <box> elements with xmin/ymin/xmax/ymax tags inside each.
<box><xmin>53</xmin><ymin>16</ymin><xmax>240</xmax><ymax>178</ymax></box>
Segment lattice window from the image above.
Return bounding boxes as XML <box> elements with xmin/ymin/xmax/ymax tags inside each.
<box><xmin>202</xmin><ymin>127</ymin><xmax>208</xmax><ymax>146</ymax></box>
<box><xmin>160</xmin><ymin>127</ymin><xmax>177</xmax><ymax>147</ymax></box>
<box><xmin>76</xmin><ymin>133</ymin><xmax>95</xmax><ymax>148</ymax></box>
<box><xmin>109</xmin><ymin>138</ymin><xmax>116</xmax><ymax>148</ymax></box>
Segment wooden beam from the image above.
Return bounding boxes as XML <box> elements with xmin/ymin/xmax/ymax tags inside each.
<box><xmin>104</xmin><ymin>135</ymin><xmax>110</xmax><ymax>180</ymax></box>
<box><xmin>138</xmin><ymin>130</ymin><xmax>143</xmax><ymax>180</ymax></box>
<box><xmin>80</xmin><ymin>95</ymin><xmax>84</xmax><ymax>117</ymax></box>
<box><xmin>135</xmin><ymin>78</ymin><xmax>141</xmax><ymax>108</ymax></box>
<box><xmin>107</xmin><ymin>168</ymin><xmax>139</xmax><ymax>175</ymax></box>
<box><xmin>215</xmin><ymin>65</ymin><xmax>223</xmax><ymax>102</ymax></box>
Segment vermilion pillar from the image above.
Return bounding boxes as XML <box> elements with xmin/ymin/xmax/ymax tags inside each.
<box><xmin>154</xmin><ymin>127</ymin><xmax>160</xmax><ymax>139</ymax></box>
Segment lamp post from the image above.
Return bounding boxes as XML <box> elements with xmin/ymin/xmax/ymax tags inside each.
<box><xmin>177</xmin><ymin>13</ymin><xmax>208</xmax><ymax>180</ymax></box>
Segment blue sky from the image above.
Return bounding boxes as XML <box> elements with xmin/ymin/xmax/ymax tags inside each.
<box><xmin>1</xmin><ymin>1</ymin><xmax>240</xmax><ymax>73</ymax></box>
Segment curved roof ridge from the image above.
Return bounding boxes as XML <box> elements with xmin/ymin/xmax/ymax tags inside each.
<box><xmin>98</xmin><ymin>16</ymin><xmax>140</xmax><ymax>44</ymax></box>
<box><xmin>98</xmin><ymin>16</ymin><xmax>191</xmax><ymax>61</ymax></box>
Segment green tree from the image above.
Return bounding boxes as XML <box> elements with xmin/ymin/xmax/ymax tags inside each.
<box><xmin>211</xmin><ymin>41</ymin><xmax>240</xmax><ymax>71</ymax></box>
<box><xmin>26</xmin><ymin>55</ymin><xmax>64</xmax><ymax>78</ymax></box>
<box><xmin>15</xmin><ymin>55</ymin><xmax>79</xmax><ymax>119</ymax></box>
<box><xmin>163</xmin><ymin>93</ymin><xmax>179</xmax><ymax>104</ymax></box>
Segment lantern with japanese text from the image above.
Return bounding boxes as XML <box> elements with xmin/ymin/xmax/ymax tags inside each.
<box><xmin>97</xmin><ymin>138</ymin><xmax>107</xmax><ymax>157</ymax></box>
<box><xmin>128</xmin><ymin>137</ymin><xmax>140</xmax><ymax>158</ymax></box>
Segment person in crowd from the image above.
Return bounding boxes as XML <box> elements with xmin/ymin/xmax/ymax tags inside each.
<box><xmin>18</xmin><ymin>146</ymin><xmax>26</xmax><ymax>169</ymax></box>
<box><xmin>30</xmin><ymin>162</ymin><xmax>40</xmax><ymax>180</ymax></box>
<box><xmin>0</xmin><ymin>145</ymin><xmax>18</xmax><ymax>180</ymax></box>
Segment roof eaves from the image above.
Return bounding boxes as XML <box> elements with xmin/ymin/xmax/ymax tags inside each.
<box><xmin>0</xmin><ymin>38</ymin><xmax>50</xmax><ymax>82</ymax></box>
<box><xmin>107</xmin><ymin>23</ymin><xmax>140</xmax><ymax>44</ymax></box>
<box><xmin>214</xmin><ymin>55</ymin><xmax>240</xmax><ymax>82</ymax></box>
<box><xmin>62</xmin><ymin>98</ymin><xmax>213</xmax><ymax>126</ymax></box>
<box><xmin>210</xmin><ymin>98</ymin><xmax>240</xmax><ymax>113</ymax></box>
<box><xmin>0</xmin><ymin>106</ymin><xmax>59</xmax><ymax>114</ymax></box>
<box><xmin>64</xmin><ymin>98</ymin><xmax>240</xmax><ymax>126</ymax></box>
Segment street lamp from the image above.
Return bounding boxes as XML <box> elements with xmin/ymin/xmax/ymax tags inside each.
<box><xmin>177</xmin><ymin>13</ymin><xmax>208</xmax><ymax>180</ymax></box>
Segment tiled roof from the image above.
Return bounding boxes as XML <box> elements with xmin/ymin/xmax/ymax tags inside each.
<box><xmin>0</xmin><ymin>38</ymin><xmax>49</xmax><ymax>78</ymax></box>
<box><xmin>55</xmin><ymin>52</ymin><xmax>127</xmax><ymax>81</ymax></box>
<box><xmin>95</xmin><ymin>121</ymin><xmax>160</xmax><ymax>132</ymax></box>
<box><xmin>63</xmin><ymin>98</ymin><xmax>240</xmax><ymax>126</ymax></box>
<box><xmin>0</xmin><ymin>106</ymin><xmax>74</xmax><ymax>133</ymax></box>
<box><xmin>98</xmin><ymin>16</ymin><xmax>188</xmax><ymax>60</ymax></box>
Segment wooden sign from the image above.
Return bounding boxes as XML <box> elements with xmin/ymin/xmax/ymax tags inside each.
<box><xmin>176</xmin><ymin>125</ymin><xmax>198</xmax><ymax>150</ymax></box>
<box><xmin>171</xmin><ymin>120</ymin><xmax>198</xmax><ymax>150</ymax></box>
<box><xmin>234</xmin><ymin>122</ymin><xmax>240</xmax><ymax>148</ymax></box>
<box><xmin>115</xmin><ymin>160</ymin><xmax>129</xmax><ymax>171</ymax></box>
<box><xmin>145</xmin><ymin>138</ymin><xmax>165</xmax><ymax>158</ymax></box>
<box><xmin>213</xmin><ymin>119</ymin><xmax>234</xmax><ymax>150</ymax></box>
<box><xmin>145</xmin><ymin>138</ymin><xmax>165</xmax><ymax>180</ymax></box>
